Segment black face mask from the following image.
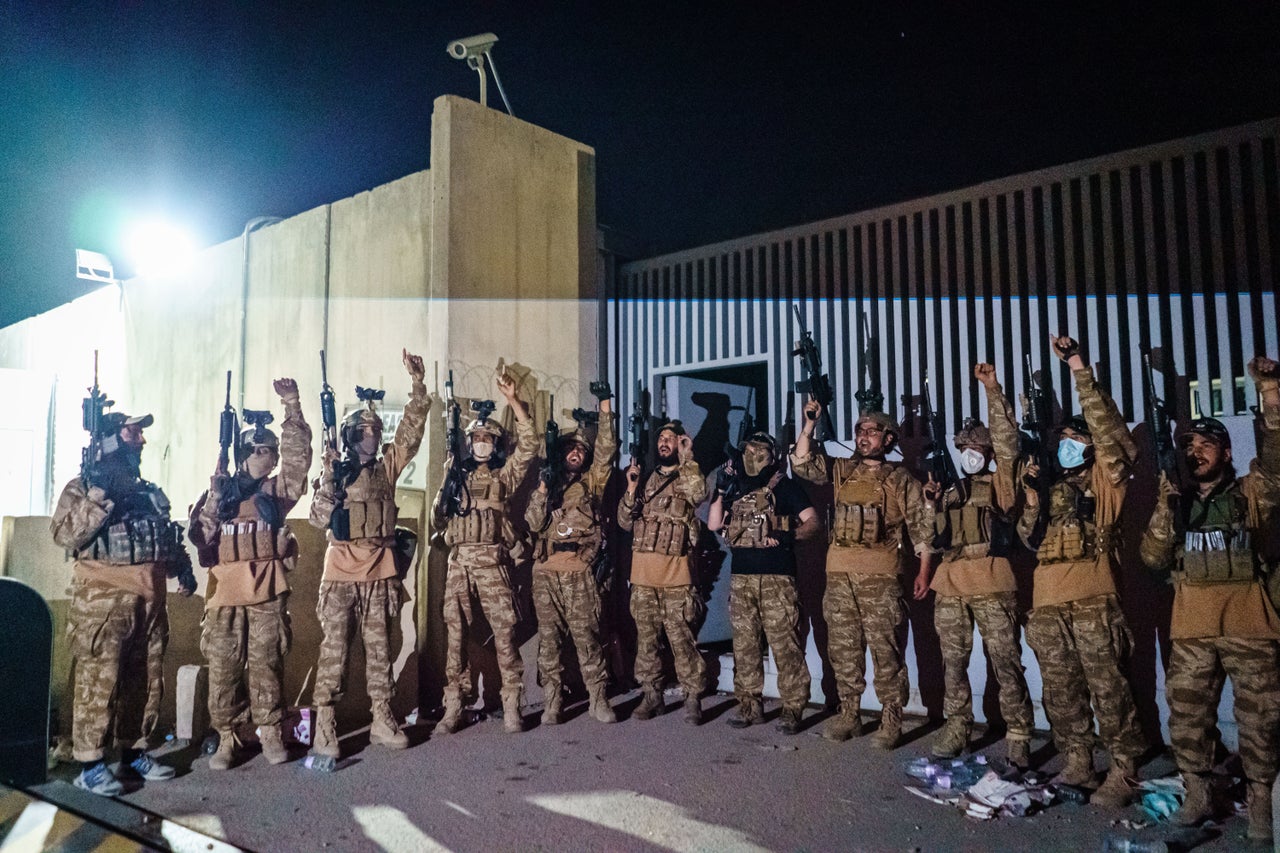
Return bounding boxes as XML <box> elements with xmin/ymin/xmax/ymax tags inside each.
<box><xmin>97</xmin><ymin>447</ymin><xmax>142</xmax><ymax>496</ymax></box>
<box><xmin>216</xmin><ymin>471</ymin><xmax>282</xmax><ymax>528</ymax></box>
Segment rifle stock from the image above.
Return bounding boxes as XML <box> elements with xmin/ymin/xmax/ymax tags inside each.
<box><xmin>791</xmin><ymin>305</ymin><xmax>838</xmax><ymax>441</ymax></box>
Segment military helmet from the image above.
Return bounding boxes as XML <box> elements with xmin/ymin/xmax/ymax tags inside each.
<box><xmin>741</xmin><ymin>430</ymin><xmax>780</xmax><ymax>456</ymax></box>
<box><xmin>341</xmin><ymin>406</ymin><xmax>383</xmax><ymax>449</ymax></box>
<box><xmin>856</xmin><ymin>410</ymin><xmax>899</xmax><ymax>436</ymax></box>
<box><xmin>560</xmin><ymin>429</ymin><xmax>592</xmax><ymax>453</ymax></box>
<box><xmin>1182</xmin><ymin>417</ymin><xmax>1231</xmax><ymax>448</ymax></box>
<box><xmin>465</xmin><ymin>417</ymin><xmax>506</xmax><ymax>441</ymax></box>
<box><xmin>235</xmin><ymin>424</ymin><xmax>279</xmax><ymax>464</ymax></box>
<box><xmin>953</xmin><ymin>417</ymin><xmax>992</xmax><ymax>450</ymax></box>
<box><xmin>1054</xmin><ymin>414</ymin><xmax>1091</xmax><ymax>439</ymax></box>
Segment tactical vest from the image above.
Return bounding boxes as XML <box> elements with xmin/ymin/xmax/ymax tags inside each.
<box><xmin>632</xmin><ymin>472</ymin><xmax>694</xmax><ymax>556</ymax></box>
<box><xmin>725</xmin><ymin>475</ymin><xmax>792</xmax><ymax>549</ymax></box>
<box><xmin>1179</xmin><ymin>483</ymin><xmax>1255</xmax><ymax>585</ymax></box>
<box><xmin>939</xmin><ymin>477</ymin><xmax>1012</xmax><ymax>560</ymax></box>
<box><xmin>1036</xmin><ymin>478</ymin><xmax>1109</xmax><ymax>564</ymax></box>
<box><xmin>81</xmin><ymin>484</ymin><xmax>184</xmax><ymax>565</ymax></box>
<box><xmin>830</xmin><ymin>464</ymin><xmax>893</xmax><ymax>549</ymax></box>
<box><xmin>217</xmin><ymin>493</ymin><xmax>293</xmax><ymax>563</ymax></box>
<box><xmin>543</xmin><ymin>480</ymin><xmax>603</xmax><ymax>564</ymax></box>
<box><xmin>343</xmin><ymin>462</ymin><xmax>398</xmax><ymax>542</ymax></box>
<box><xmin>445</xmin><ymin>465</ymin><xmax>508</xmax><ymax>547</ymax></box>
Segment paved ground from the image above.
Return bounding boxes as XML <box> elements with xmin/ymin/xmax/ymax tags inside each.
<box><xmin>36</xmin><ymin>692</ymin><xmax>1265</xmax><ymax>853</ymax></box>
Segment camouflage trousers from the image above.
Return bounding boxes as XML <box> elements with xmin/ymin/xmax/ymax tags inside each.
<box><xmin>443</xmin><ymin>558</ymin><xmax>523</xmax><ymax>702</ymax></box>
<box><xmin>730</xmin><ymin>574</ymin><xmax>811</xmax><ymax>710</ymax></box>
<box><xmin>68</xmin><ymin>581</ymin><xmax>168</xmax><ymax>762</ymax></box>
<box><xmin>934</xmin><ymin>592</ymin><xmax>1034</xmax><ymax>738</ymax></box>
<box><xmin>313</xmin><ymin>578</ymin><xmax>404</xmax><ymax>708</ymax></box>
<box><xmin>200</xmin><ymin>595</ymin><xmax>292</xmax><ymax>732</ymax></box>
<box><xmin>1025</xmin><ymin>594</ymin><xmax>1144</xmax><ymax>759</ymax></box>
<box><xmin>823</xmin><ymin>573</ymin><xmax>907</xmax><ymax>714</ymax></box>
<box><xmin>1167</xmin><ymin>637</ymin><xmax>1280</xmax><ymax>783</ymax></box>
<box><xmin>533</xmin><ymin>568</ymin><xmax>608</xmax><ymax>692</ymax></box>
<box><xmin>630</xmin><ymin>584</ymin><xmax>706</xmax><ymax>697</ymax></box>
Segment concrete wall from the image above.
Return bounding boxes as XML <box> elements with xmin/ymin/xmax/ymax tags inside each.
<box><xmin>0</xmin><ymin>93</ymin><xmax>600</xmax><ymax>731</ymax></box>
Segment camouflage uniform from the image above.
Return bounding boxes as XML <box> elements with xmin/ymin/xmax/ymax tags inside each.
<box><xmin>931</xmin><ymin>385</ymin><xmax>1034</xmax><ymax>747</ymax></box>
<box><xmin>525</xmin><ymin>414</ymin><xmax>617</xmax><ymax>703</ymax></box>
<box><xmin>617</xmin><ymin>456</ymin><xmax>709</xmax><ymax>702</ymax></box>
<box><xmin>190</xmin><ymin>390</ymin><xmax>311</xmax><ymax>739</ymax></box>
<box><xmin>1021</xmin><ymin>368</ymin><xmax>1144</xmax><ymax>767</ymax></box>
<box><xmin>1140</xmin><ymin>375</ymin><xmax>1280</xmax><ymax>831</ymax></box>
<box><xmin>431</xmin><ymin>417</ymin><xmax>538</xmax><ymax>710</ymax></box>
<box><xmin>309</xmin><ymin>380</ymin><xmax>429</xmax><ymax>720</ymax></box>
<box><xmin>790</xmin><ymin>444</ymin><xmax>934</xmax><ymax>734</ymax></box>
<box><xmin>721</xmin><ymin>471</ymin><xmax>813</xmax><ymax>715</ymax></box>
<box><xmin>51</xmin><ymin>442</ymin><xmax>189</xmax><ymax>763</ymax></box>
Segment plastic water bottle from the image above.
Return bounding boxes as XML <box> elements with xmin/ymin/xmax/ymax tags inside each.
<box><xmin>1100</xmin><ymin>834</ymin><xmax>1168</xmax><ymax>853</ymax></box>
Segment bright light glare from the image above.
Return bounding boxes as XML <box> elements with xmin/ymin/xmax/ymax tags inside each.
<box><xmin>125</xmin><ymin>220</ymin><xmax>198</xmax><ymax>278</ymax></box>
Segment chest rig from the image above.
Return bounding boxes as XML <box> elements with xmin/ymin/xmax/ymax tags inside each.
<box><xmin>82</xmin><ymin>483</ymin><xmax>185</xmax><ymax>565</ymax></box>
<box><xmin>445</xmin><ymin>463</ymin><xmax>508</xmax><ymax>547</ymax></box>
<box><xmin>217</xmin><ymin>486</ymin><xmax>295</xmax><ymax>564</ymax></box>
<box><xmin>725</xmin><ymin>474</ymin><xmax>791</xmax><ymax>548</ymax></box>
<box><xmin>1179</xmin><ymin>481</ymin><xmax>1255</xmax><ymax>585</ymax></box>
<box><xmin>633</xmin><ymin>470</ymin><xmax>695</xmax><ymax>556</ymax></box>
<box><xmin>831</xmin><ymin>463</ymin><xmax>895</xmax><ymax>550</ymax></box>
<box><xmin>340</xmin><ymin>462</ymin><xmax>398</xmax><ymax>543</ymax></box>
<box><xmin>939</xmin><ymin>476</ymin><xmax>1013</xmax><ymax>560</ymax></box>
<box><xmin>543</xmin><ymin>479</ymin><xmax>603</xmax><ymax>564</ymax></box>
<box><xmin>1036</xmin><ymin>475</ymin><xmax>1108</xmax><ymax>564</ymax></box>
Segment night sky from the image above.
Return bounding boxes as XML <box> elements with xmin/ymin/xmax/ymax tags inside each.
<box><xmin>3</xmin><ymin>1</ymin><xmax>1279</xmax><ymax>327</ymax></box>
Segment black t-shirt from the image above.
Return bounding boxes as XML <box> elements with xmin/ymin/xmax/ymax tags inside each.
<box><xmin>726</xmin><ymin>475</ymin><xmax>813</xmax><ymax>576</ymax></box>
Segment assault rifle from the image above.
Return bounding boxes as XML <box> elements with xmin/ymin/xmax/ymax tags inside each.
<box><xmin>628</xmin><ymin>381</ymin><xmax>651</xmax><ymax>519</ymax></box>
<box><xmin>1020</xmin><ymin>353</ymin><xmax>1053</xmax><ymax>499</ymax></box>
<box><xmin>921</xmin><ymin>372</ymin><xmax>962</xmax><ymax>498</ymax></box>
<box><xmin>318</xmin><ymin>350</ymin><xmax>350</xmax><ymax>539</ymax></box>
<box><xmin>1142</xmin><ymin>347</ymin><xmax>1179</xmax><ymax>490</ymax></box>
<box><xmin>855</xmin><ymin>309</ymin><xmax>884</xmax><ymax>415</ymax></box>
<box><xmin>542</xmin><ymin>394</ymin><xmax>561</xmax><ymax>487</ymax></box>
<box><xmin>718</xmin><ymin>387</ymin><xmax>755</xmax><ymax>503</ymax></box>
<box><xmin>440</xmin><ymin>370</ymin><xmax>471</xmax><ymax>518</ymax></box>
<box><xmin>80</xmin><ymin>351</ymin><xmax>114</xmax><ymax>485</ymax></box>
<box><xmin>571</xmin><ymin>380</ymin><xmax>611</xmax><ymax>427</ymax></box>
<box><xmin>792</xmin><ymin>305</ymin><xmax>837</xmax><ymax>442</ymax></box>
<box><xmin>217</xmin><ymin>370</ymin><xmax>238</xmax><ymax>474</ymax></box>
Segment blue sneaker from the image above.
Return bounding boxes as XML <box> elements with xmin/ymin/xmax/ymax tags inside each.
<box><xmin>74</xmin><ymin>762</ymin><xmax>124</xmax><ymax>796</ymax></box>
<box><xmin>126</xmin><ymin>752</ymin><xmax>176</xmax><ymax>781</ymax></box>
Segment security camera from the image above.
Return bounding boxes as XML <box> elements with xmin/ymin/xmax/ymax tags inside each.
<box><xmin>447</xmin><ymin>33</ymin><xmax>498</xmax><ymax>61</ymax></box>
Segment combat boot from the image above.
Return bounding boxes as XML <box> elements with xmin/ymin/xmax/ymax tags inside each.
<box><xmin>587</xmin><ymin>684</ymin><xmax>617</xmax><ymax>724</ymax></box>
<box><xmin>1245</xmin><ymin>781</ymin><xmax>1273</xmax><ymax>842</ymax></box>
<box><xmin>871</xmin><ymin>705</ymin><xmax>902</xmax><ymax>750</ymax></box>
<box><xmin>822</xmin><ymin>708</ymin><xmax>863</xmax><ymax>742</ymax></box>
<box><xmin>502</xmin><ymin>689</ymin><xmax>524</xmax><ymax>734</ymax></box>
<box><xmin>311</xmin><ymin>706</ymin><xmax>340</xmax><ymax>759</ymax></box>
<box><xmin>258</xmin><ymin>725</ymin><xmax>289</xmax><ymax>765</ymax></box>
<box><xmin>209</xmin><ymin>730</ymin><xmax>237</xmax><ymax>770</ymax></box>
<box><xmin>632</xmin><ymin>688</ymin><xmax>664</xmax><ymax>721</ymax></box>
<box><xmin>1053</xmin><ymin>746</ymin><xmax>1095</xmax><ymax>787</ymax></box>
<box><xmin>370</xmin><ymin>702</ymin><xmax>409</xmax><ymax>749</ymax></box>
<box><xmin>727</xmin><ymin>698</ymin><xmax>762</xmax><ymax>729</ymax></box>
<box><xmin>437</xmin><ymin>694</ymin><xmax>463</xmax><ymax>735</ymax></box>
<box><xmin>1005</xmin><ymin>736</ymin><xmax>1031</xmax><ymax>771</ymax></box>
<box><xmin>542</xmin><ymin>689</ymin><xmax>563</xmax><ymax>726</ymax></box>
<box><xmin>1091</xmin><ymin>755</ymin><xmax>1137</xmax><ymax>809</ymax></box>
<box><xmin>683</xmin><ymin>693</ymin><xmax>702</xmax><ymax>726</ymax></box>
<box><xmin>776</xmin><ymin>706</ymin><xmax>803</xmax><ymax>736</ymax></box>
<box><xmin>1173</xmin><ymin>772</ymin><xmax>1212</xmax><ymax>826</ymax></box>
<box><xmin>931</xmin><ymin>717</ymin><xmax>972</xmax><ymax>759</ymax></box>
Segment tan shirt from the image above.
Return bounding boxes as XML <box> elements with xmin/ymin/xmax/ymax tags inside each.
<box><xmin>618</xmin><ymin>457</ymin><xmax>707</xmax><ymax>588</ymax></box>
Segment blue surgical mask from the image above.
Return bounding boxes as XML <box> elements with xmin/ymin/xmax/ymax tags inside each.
<box><xmin>1057</xmin><ymin>437</ymin><xmax>1089</xmax><ymax>469</ymax></box>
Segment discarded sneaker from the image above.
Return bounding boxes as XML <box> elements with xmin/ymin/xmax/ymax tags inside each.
<box><xmin>776</xmin><ymin>707</ymin><xmax>803</xmax><ymax>736</ymax></box>
<box><xmin>126</xmin><ymin>751</ymin><xmax>175</xmax><ymax>781</ymax></box>
<box><xmin>727</xmin><ymin>699</ymin><xmax>762</xmax><ymax>729</ymax></box>
<box><xmin>75</xmin><ymin>761</ymin><xmax>123</xmax><ymax>796</ymax></box>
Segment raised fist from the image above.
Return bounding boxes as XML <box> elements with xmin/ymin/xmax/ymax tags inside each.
<box><xmin>1248</xmin><ymin>356</ymin><xmax>1279</xmax><ymax>382</ymax></box>
<box><xmin>403</xmin><ymin>350</ymin><xmax>425</xmax><ymax>383</ymax></box>
<box><xmin>973</xmin><ymin>363</ymin><xmax>997</xmax><ymax>388</ymax></box>
<box><xmin>273</xmin><ymin>377</ymin><xmax>299</xmax><ymax>400</ymax></box>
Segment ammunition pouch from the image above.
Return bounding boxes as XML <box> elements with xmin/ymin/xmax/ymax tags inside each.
<box><xmin>345</xmin><ymin>499</ymin><xmax>397</xmax><ymax>541</ymax></box>
<box><xmin>941</xmin><ymin>501</ymin><xmax>1013</xmax><ymax>560</ymax></box>
<box><xmin>217</xmin><ymin>519</ymin><xmax>286</xmax><ymax>563</ymax></box>
<box><xmin>445</xmin><ymin>504</ymin><xmax>503</xmax><ymax>547</ymax></box>
<box><xmin>831</xmin><ymin>502</ymin><xmax>883</xmax><ymax>548</ymax></box>
<box><xmin>725</xmin><ymin>490</ymin><xmax>791</xmax><ymax>549</ymax></box>
<box><xmin>84</xmin><ymin>517</ymin><xmax>184</xmax><ymax>565</ymax></box>
<box><xmin>1179</xmin><ymin>529</ymin><xmax>1256</xmax><ymax>585</ymax></box>
<box><xmin>632</xmin><ymin>517</ymin><xmax>689</xmax><ymax>556</ymax></box>
<box><xmin>1036</xmin><ymin>518</ymin><xmax>1099</xmax><ymax>564</ymax></box>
